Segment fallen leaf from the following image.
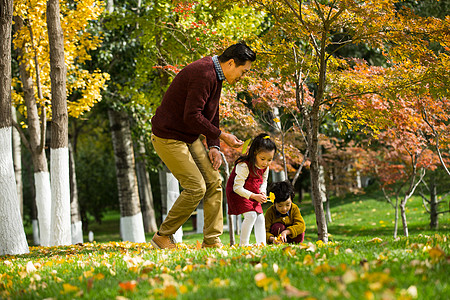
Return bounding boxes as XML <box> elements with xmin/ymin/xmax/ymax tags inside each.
<box><xmin>26</xmin><ymin>261</ymin><xmax>36</xmax><ymax>273</ymax></box>
<box><xmin>406</xmin><ymin>285</ymin><xmax>418</xmax><ymax>298</ymax></box>
<box><xmin>428</xmin><ymin>246</ymin><xmax>446</xmax><ymax>261</ymax></box>
<box><xmin>303</xmin><ymin>254</ymin><xmax>313</xmax><ymax>265</ymax></box>
<box><xmin>196</xmin><ymin>240</ymin><xmax>202</xmax><ymax>250</ymax></box>
<box><xmin>163</xmin><ymin>285</ymin><xmax>177</xmax><ymax>298</ymax></box>
<box><xmin>367</xmin><ymin>238</ymin><xmax>383</xmax><ymax>243</ymax></box>
<box><xmin>119</xmin><ymin>280</ymin><xmax>137</xmax><ymax>292</ymax></box>
<box><xmin>62</xmin><ymin>283</ymin><xmax>80</xmax><ymax>294</ymax></box>
<box><xmin>282</xmin><ymin>246</ymin><xmax>296</xmax><ymax>257</ymax></box>
<box><xmin>283</xmin><ymin>284</ymin><xmax>310</xmax><ymax>297</ymax></box>
<box><xmin>342</xmin><ymin>269</ymin><xmax>358</xmax><ymax>284</ymax></box>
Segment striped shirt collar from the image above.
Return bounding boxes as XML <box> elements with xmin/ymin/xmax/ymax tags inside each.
<box><xmin>212</xmin><ymin>55</ymin><xmax>225</xmax><ymax>81</ymax></box>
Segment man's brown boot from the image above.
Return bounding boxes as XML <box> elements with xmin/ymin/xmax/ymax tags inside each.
<box><xmin>151</xmin><ymin>232</ymin><xmax>177</xmax><ymax>249</ymax></box>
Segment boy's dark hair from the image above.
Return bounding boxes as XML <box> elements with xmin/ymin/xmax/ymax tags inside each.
<box><xmin>235</xmin><ymin>133</ymin><xmax>277</xmax><ymax>174</ymax></box>
<box><xmin>218</xmin><ymin>41</ymin><xmax>256</xmax><ymax>66</ymax></box>
<box><xmin>268</xmin><ymin>181</ymin><xmax>295</xmax><ymax>203</ymax></box>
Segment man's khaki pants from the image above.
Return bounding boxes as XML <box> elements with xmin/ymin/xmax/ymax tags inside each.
<box><xmin>151</xmin><ymin>134</ymin><xmax>223</xmax><ymax>244</ymax></box>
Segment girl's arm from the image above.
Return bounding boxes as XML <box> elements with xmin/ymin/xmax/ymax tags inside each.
<box><xmin>232</xmin><ymin>163</ymin><xmax>253</xmax><ymax>199</ymax></box>
<box><xmin>259</xmin><ymin>167</ymin><xmax>270</xmax><ymax>195</ymax></box>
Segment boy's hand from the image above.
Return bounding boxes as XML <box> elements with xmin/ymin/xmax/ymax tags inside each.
<box><xmin>279</xmin><ymin>230</ymin><xmax>291</xmax><ymax>242</ymax></box>
<box><xmin>273</xmin><ymin>236</ymin><xmax>283</xmax><ymax>244</ymax></box>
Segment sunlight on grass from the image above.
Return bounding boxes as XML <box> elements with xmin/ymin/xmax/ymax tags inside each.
<box><xmin>1</xmin><ymin>235</ymin><xmax>448</xmax><ymax>299</ymax></box>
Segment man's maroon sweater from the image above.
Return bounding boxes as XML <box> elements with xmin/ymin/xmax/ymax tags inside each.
<box><xmin>151</xmin><ymin>56</ymin><xmax>222</xmax><ymax>148</ymax></box>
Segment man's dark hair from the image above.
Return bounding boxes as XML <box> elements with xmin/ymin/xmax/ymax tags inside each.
<box><xmin>218</xmin><ymin>41</ymin><xmax>256</xmax><ymax>66</ymax></box>
<box><xmin>268</xmin><ymin>181</ymin><xmax>295</xmax><ymax>203</ymax></box>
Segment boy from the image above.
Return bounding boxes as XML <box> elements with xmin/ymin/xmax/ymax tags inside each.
<box><xmin>265</xmin><ymin>181</ymin><xmax>305</xmax><ymax>244</ymax></box>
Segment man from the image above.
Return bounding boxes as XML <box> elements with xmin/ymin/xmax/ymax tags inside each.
<box><xmin>150</xmin><ymin>42</ymin><xmax>256</xmax><ymax>249</ymax></box>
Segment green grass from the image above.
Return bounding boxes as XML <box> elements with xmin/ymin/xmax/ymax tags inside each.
<box><xmin>4</xmin><ymin>191</ymin><xmax>449</xmax><ymax>299</ymax></box>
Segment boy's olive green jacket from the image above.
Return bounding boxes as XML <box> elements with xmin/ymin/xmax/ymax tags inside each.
<box><xmin>264</xmin><ymin>203</ymin><xmax>305</xmax><ymax>243</ymax></box>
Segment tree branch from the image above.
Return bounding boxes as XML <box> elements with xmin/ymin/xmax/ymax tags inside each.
<box><xmin>422</xmin><ymin>107</ymin><xmax>450</xmax><ymax>176</ymax></box>
<box><xmin>12</xmin><ymin>120</ymin><xmax>32</xmax><ymax>152</ymax></box>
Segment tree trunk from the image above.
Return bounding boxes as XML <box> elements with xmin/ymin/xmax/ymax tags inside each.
<box><xmin>393</xmin><ymin>196</ymin><xmax>399</xmax><ymax>239</ymax></box>
<box><xmin>14</xmin><ymin>15</ymin><xmax>52</xmax><ymax>246</ymax></box>
<box><xmin>47</xmin><ymin>0</ymin><xmax>71</xmax><ymax>246</ymax></box>
<box><xmin>135</xmin><ymin>139</ymin><xmax>158</xmax><ymax>233</ymax></box>
<box><xmin>429</xmin><ymin>171</ymin><xmax>438</xmax><ymax>229</ymax></box>
<box><xmin>307</xmin><ymin>108</ymin><xmax>328</xmax><ymax>242</ymax></box>
<box><xmin>0</xmin><ymin>0</ymin><xmax>29</xmax><ymax>255</ymax></box>
<box><xmin>319</xmin><ymin>165</ymin><xmax>331</xmax><ymax>224</ymax></box>
<box><xmin>158</xmin><ymin>168</ymin><xmax>183</xmax><ymax>242</ymax></box>
<box><xmin>108</xmin><ymin>108</ymin><xmax>145</xmax><ymax>242</ymax></box>
<box><xmin>11</xmin><ymin>106</ymin><xmax>23</xmax><ymax>218</ymax></box>
<box><xmin>399</xmin><ymin>201</ymin><xmax>409</xmax><ymax>237</ymax></box>
<box><xmin>69</xmin><ymin>142</ymin><xmax>83</xmax><ymax>243</ymax></box>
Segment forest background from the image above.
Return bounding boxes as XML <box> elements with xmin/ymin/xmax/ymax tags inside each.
<box><xmin>1</xmin><ymin>0</ymin><xmax>450</xmax><ymax>254</ymax></box>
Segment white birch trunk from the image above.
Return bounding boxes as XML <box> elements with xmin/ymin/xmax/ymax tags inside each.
<box><xmin>32</xmin><ymin>219</ymin><xmax>40</xmax><ymax>245</ymax></box>
<box><xmin>160</xmin><ymin>170</ymin><xmax>183</xmax><ymax>242</ymax></box>
<box><xmin>34</xmin><ymin>171</ymin><xmax>52</xmax><ymax>246</ymax></box>
<box><xmin>50</xmin><ymin>148</ymin><xmax>71</xmax><ymax>246</ymax></box>
<box><xmin>120</xmin><ymin>213</ymin><xmax>146</xmax><ymax>243</ymax></box>
<box><xmin>0</xmin><ymin>127</ymin><xmax>29</xmax><ymax>255</ymax></box>
<box><xmin>71</xmin><ymin>221</ymin><xmax>83</xmax><ymax>244</ymax></box>
<box><xmin>11</xmin><ymin>106</ymin><xmax>23</xmax><ymax>217</ymax></box>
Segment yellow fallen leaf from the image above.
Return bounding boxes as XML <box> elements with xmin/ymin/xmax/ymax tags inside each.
<box><xmin>282</xmin><ymin>246</ymin><xmax>296</xmax><ymax>257</ymax></box>
<box><xmin>367</xmin><ymin>237</ymin><xmax>383</xmax><ymax>243</ymax></box>
<box><xmin>364</xmin><ymin>290</ymin><xmax>374</xmax><ymax>300</ymax></box>
<box><xmin>428</xmin><ymin>246</ymin><xmax>446</xmax><ymax>261</ymax></box>
<box><xmin>313</xmin><ymin>263</ymin><xmax>331</xmax><ymax>275</ymax></box>
<box><xmin>179</xmin><ymin>285</ymin><xmax>188</xmax><ymax>294</ymax></box>
<box><xmin>93</xmin><ymin>273</ymin><xmax>105</xmax><ymax>280</ymax></box>
<box><xmin>368</xmin><ymin>282</ymin><xmax>383</xmax><ymax>291</ymax></box>
<box><xmin>196</xmin><ymin>240</ymin><xmax>202</xmax><ymax>250</ymax></box>
<box><xmin>303</xmin><ymin>254</ymin><xmax>313</xmax><ymax>265</ymax></box>
<box><xmin>62</xmin><ymin>283</ymin><xmax>80</xmax><ymax>294</ymax></box>
<box><xmin>163</xmin><ymin>285</ymin><xmax>177</xmax><ymax>298</ymax></box>
<box><xmin>254</xmin><ymin>272</ymin><xmax>278</xmax><ymax>291</ymax></box>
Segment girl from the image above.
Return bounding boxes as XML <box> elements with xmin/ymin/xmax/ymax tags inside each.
<box><xmin>226</xmin><ymin>133</ymin><xmax>277</xmax><ymax>246</ymax></box>
<box><xmin>265</xmin><ymin>181</ymin><xmax>305</xmax><ymax>244</ymax></box>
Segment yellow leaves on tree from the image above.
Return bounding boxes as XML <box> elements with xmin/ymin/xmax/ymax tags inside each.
<box><xmin>12</xmin><ymin>0</ymin><xmax>109</xmax><ymax>120</ymax></box>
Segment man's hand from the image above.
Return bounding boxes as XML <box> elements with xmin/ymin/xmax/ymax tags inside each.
<box><xmin>208</xmin><ymin>147</ymin><xmax>223</xmax><ymax>170</ymax></box>
<box><xmin>220</xmin><ymin>132</ymin><xmax>243</xmax><ymax>148</ymax></box>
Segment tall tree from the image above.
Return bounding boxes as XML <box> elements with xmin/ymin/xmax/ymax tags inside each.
<box><xmin>0</xmin><ymin>0</ymin><xmax>29</xmax><ymax>255</ymax></box>
<box><xmin>135</xmin><ymin>139</ymin><xmax>158</xmax><ymax>233</ymax></box>
<box><xmin>108</xmin><ymin>108</ymin><xmax>145</xmax><ymax>242</ymax></box>
<box><xmin>13</xmin><ymin>15</ymin><xmax>52</xmax><ymax>246</ymax></box>
<box><xmin>11</xmin><ymin>106</ymin><xmax>23</xmax><ymax>217</ymax></box>
<box><xmin>47</xmin><ymin>0</ymin><xmax>71</xmax><ymax>246</ymax></box>
<box><xmin>12</xmin><ymin>0</ymin><xmax>108</xmax><ymax>245</ymax></box>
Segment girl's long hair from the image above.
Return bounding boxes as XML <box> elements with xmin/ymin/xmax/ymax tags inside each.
<box><xmin>235</xmin><ymin>133</ymin><xmax>277</xmax><ymax>175</ymax></box>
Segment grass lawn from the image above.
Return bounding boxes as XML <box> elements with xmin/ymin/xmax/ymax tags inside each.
<box><xmin>2</xmin><ymin>191</ymin><xmax>449</xmax><ymax>299</ymax></box>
